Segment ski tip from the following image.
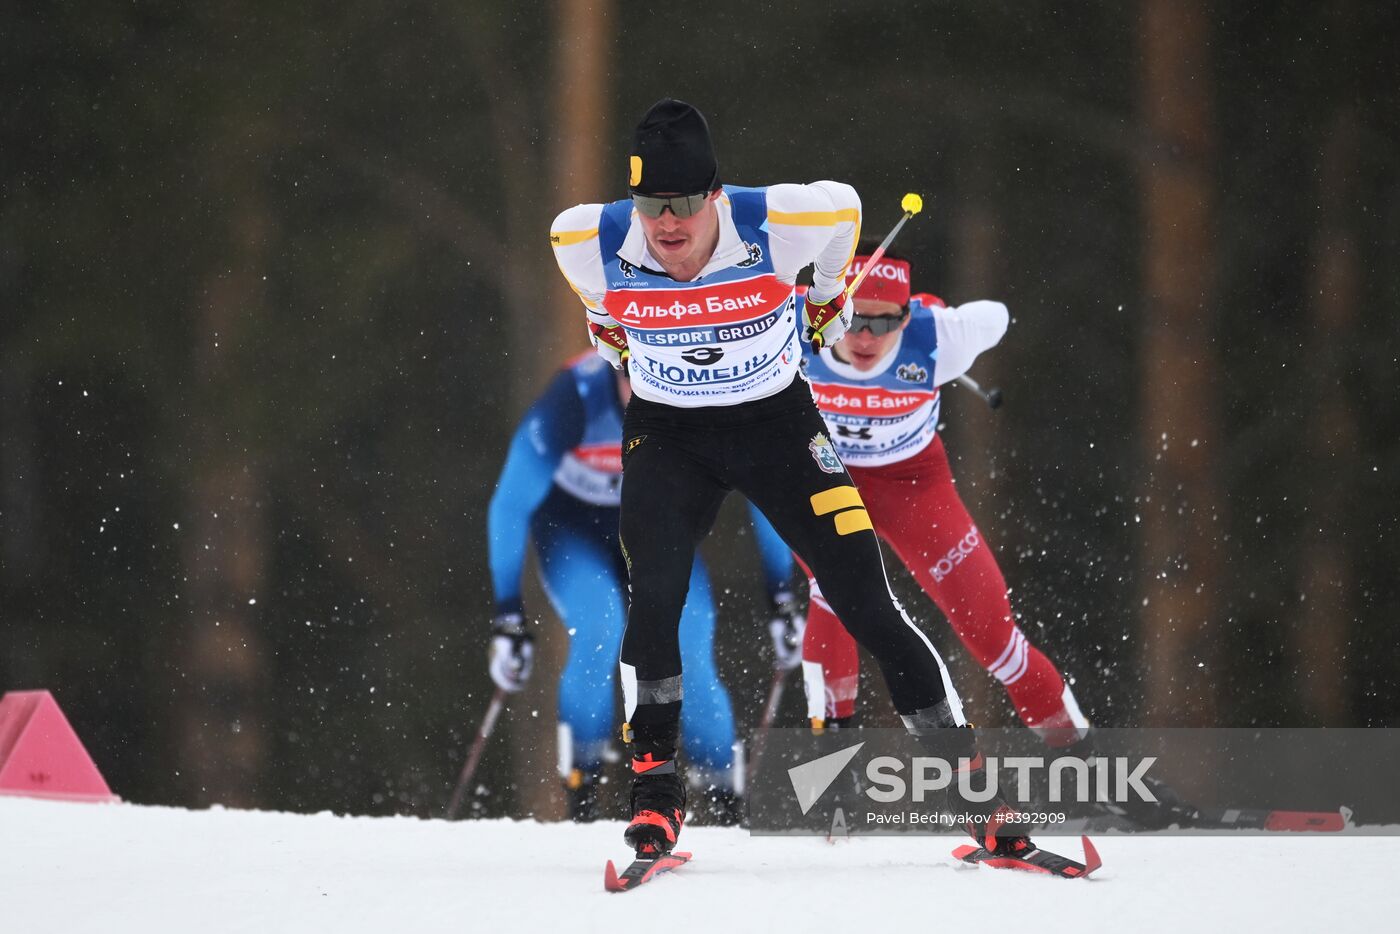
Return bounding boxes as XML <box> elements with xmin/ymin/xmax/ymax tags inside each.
<box><xmin>603</xmin><ymin>859</ymin><xmax>624</xmax><ymax>892</ymax></box>
<box><xmin>1080</xmin><ymin>835</ymin><xmax>1102</xmax><ymax>877</ymax></box>
<box><xmin>951</xmin><ymin>843</ymin><xmax>980</xmax><ymax>862</ymax></box>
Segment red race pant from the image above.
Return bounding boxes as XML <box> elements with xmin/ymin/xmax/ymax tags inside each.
<box><xmin>801</xmin><ymin>435</ymin><xmax>1087</xmax><ymax>737</ymax></box>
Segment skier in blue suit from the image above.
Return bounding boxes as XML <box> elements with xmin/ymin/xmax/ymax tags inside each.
<box><xmin>487</xmin><ymin>352</ymin><xmax>801</xmax><ymax>821</ymax></box>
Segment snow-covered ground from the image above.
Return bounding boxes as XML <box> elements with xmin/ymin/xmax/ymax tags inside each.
<box><xmin>2</xmin><ymin>796</ymin><xmax>1396</xmax><ymax>932</ymax></box>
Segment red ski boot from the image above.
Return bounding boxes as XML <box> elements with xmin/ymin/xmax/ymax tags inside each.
<box><xmin>623</xmin><ymin>755</ymin><xmax>687</xmax><ymax>858</ymax></box>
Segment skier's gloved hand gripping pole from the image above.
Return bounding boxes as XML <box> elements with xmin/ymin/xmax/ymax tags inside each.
<box><xmin>589</xmin><ymin>321</ymin><xmax>630</xmax><ymax>370</ymax></box>
<box><xmin>487</xmin><ymin>611</ymin><xmax>534</xmax><ymax>692</ymax></box>
<box><xmin>766</xmin><ymin>591</ymin><xmax>805</xmax><ymax>672</ymax></box>
<box><xmin>444</xmin><ymin>612</ymin><xmax>533</xmax><ymax>818</ymax></box>
<box><xmin>803</xmin><ymin>192</ymin><xmax>924</xmax><ymax>350</ymax></box>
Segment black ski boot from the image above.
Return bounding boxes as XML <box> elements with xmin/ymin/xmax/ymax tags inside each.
<box><xmin>961</xmin><ymin>801</ymin><xmax>1036</xmax><ymax>857</ymax></box>
<box><xmin>1099</xmin><ymin>772</ymin><xmax>1199</xmax><ymax>829</ymax></box>
<box><xmin>624</xmin><ymin>754</ymin><xmax>687</xmax><ymax>857</ymax></box>
<box><xmin>1064</xmin><ymin>732</ymin><xmax>1200</xmax><ymax>829</ymax></box>
<box><xmin>563</xmin><ymin>768</ymin><xmax>600</xmax><ymax>823</ymax></box>
<box><xmin>923</xmin><ymin>721</ymin><xmax>1037</xmax><ymax>856</ymax></box>
<box><xmin>695</xmin><ymin>784</ymin><xmax>744</xmax><ymax>826</ymax></box>
<box><xmin>950</xmin><ymin>751</ymin><xmax>1037</xmax><ymax>856</ymax></box>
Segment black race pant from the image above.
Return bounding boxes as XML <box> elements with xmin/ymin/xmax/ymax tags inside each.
<box><xmin>619</xmin><ymin>376</ymin><xmax>959</xmax><ymax>757</ymax></box>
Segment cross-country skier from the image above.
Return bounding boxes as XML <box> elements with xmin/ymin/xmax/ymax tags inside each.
<box><xmin>549</xmin><ymin>98</ymin><xmax>1030</xmax><ymax>860</ymax></box>
<box><xmin>795</xmin><ymin>247</ymin><xmax>1089</xmax><ymax>742</ymax></box>
<box><xmin>797</xmin><ymin>249</ymin><xmax>1193</xmax><ymax>829</ymax></box>
<box><xmin>487</xmin><ymin>352</ymin><xmax>802</xmax><ymax>822</ymax></box>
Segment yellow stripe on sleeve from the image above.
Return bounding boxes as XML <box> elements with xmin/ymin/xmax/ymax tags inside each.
<box><xmin>838</xmin><ymin>217</ymin><xmax>862</xmax><ymax>280</ymax></box>
<box><xmin>549</xmin><ymin>227</ymin><xmax>599</xmax><ymax>247</ymax></box>
<box><xmin>768</xmin><ymin>208</ymin><xmax>861</xmax><ymax>227</ymax></box>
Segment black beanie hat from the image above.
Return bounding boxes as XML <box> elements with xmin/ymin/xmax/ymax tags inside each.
<box><xmin>629</xmin><ymin>99</ymin><xmax>721</xmax><ymax>196</ymax></box>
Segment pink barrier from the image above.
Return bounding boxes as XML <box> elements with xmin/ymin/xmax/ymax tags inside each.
<box><xmin>0</xmin><ymin>690</ymin><xmax>120</xmax><ymax>803</ymax></box>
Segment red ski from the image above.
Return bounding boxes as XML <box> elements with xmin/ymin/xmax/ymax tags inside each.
<box><xmin>952</xmin><ymin>835</ymin><xmax>1102</xmax><ymax>879</ymax></box>
<box><xmin>1191</xmin><ymin>807</ymin><xmax>1348</xmax><ymax>832</ymax></box>
<box><xmin>603</xmin><ymin>851</ymin><xmax>692</xmax><ymax>892</ymax></box>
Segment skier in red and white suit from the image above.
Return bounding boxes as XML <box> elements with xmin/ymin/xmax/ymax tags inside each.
<box><xmin>798</xmin><ymin>247</ymin><xmax>1089</xmax><ymax>742</ymax></box>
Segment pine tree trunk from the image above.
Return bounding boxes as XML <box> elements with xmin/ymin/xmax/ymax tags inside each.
<box><xmin>500</xmin><ymin>0</ymin><xmax>616</xmax><ymax>823</ymax></box>
<box><xmin>948</xmin><ymin>151</ymin><xmax>1009</xmax><ymax>725</ymax></box>
<box><xmin>176</xmin><ymin>179</ymin><xmax>272</xmax><ymax>807</ymax></box>
<box><xmin>1136</xmin><ymin>0</ymin><xmax>1224</xmax><ymax>726</ymax></box>
<box><xmin>547</xmin><ymin>0</ymin><xmax>613</xmax><ymax>365</ymax></box>
<box><xmin>1296</xmin><ymin>104</ymin><xmax>1361</xmax><ymax>725</ymax></box>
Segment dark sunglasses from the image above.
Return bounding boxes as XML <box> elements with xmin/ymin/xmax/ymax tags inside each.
<box><xmin>630</xmin><ymin>191</ymin><xmax>711</xmax><ymax>219</ymax></box>
<box><xmin>847</xmin><ymin>308</ymin><xmax>910</xmax><ymax>336</ymax></box>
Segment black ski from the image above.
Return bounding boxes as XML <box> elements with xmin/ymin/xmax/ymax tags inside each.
<box><xmin>952</xmin><ymin>835</ymin><xmax>1101</xmax><ymax>879</ymax></box>
<box><xmin>603</xmin><ymin>850</ymin><xmax>692</xmax><ymax>892</ymax></box>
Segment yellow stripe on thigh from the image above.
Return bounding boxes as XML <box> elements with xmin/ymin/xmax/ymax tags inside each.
<box><xmin>810</xmin><ymin>485</ymin><xmax>872</xmax><ymax>536</ymax></box>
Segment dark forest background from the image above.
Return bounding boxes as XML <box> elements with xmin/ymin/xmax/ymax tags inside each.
<box><xmin>3</xmin><ymin>1</ymin><xmax>1397</xmax><ymax>821</ymax></box>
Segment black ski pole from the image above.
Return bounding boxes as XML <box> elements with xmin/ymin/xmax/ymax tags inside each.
<box><xmin>445</xmin><ymin>687</ymin><xmax>507</xmax><ymax>820</ymax></box>
<box><xmin>745</xmin><ymin>666</ymin><xmax>789</xmax><ymax>790</ymax></box>
<box><xmin>956</xmin><ymin>374</ymin><xmax>1003</xmax><ymax>409</ymax></box>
